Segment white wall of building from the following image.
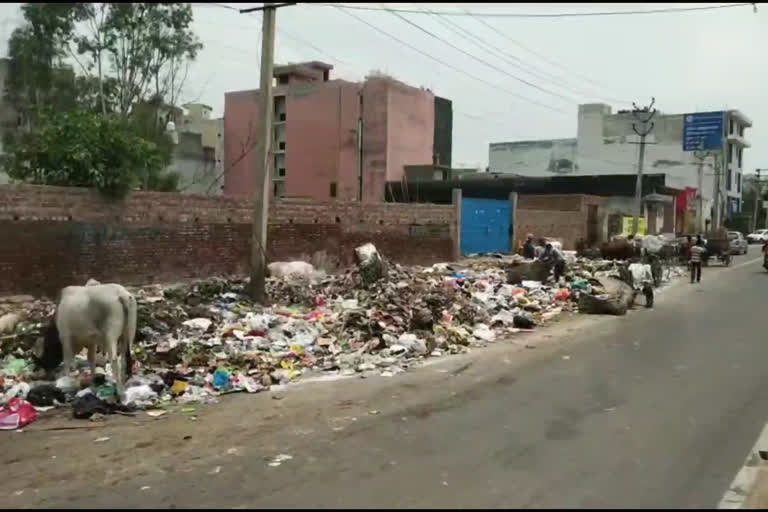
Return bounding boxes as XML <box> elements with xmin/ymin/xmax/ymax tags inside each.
<box><xmin>489</xmin><ymin>104</ymin><xmax>751</xmax><ymax>222</ymax></box>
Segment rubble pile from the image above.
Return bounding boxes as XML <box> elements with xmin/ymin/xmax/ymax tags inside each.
<box><xmin>0</xmin><ymin>244</ymin><xmax>687</xmax><ymax>422</ymax></box>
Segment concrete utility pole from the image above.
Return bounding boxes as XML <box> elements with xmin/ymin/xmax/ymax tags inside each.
<box><xmin>693</xmin><ymin>146</ymin><xmax>711</xmax><ymax>234</ymax></box>
<box><xmin>239</xmin><ymin>2</ymin><xmax>283</xmax><ymax>303</ymax></box>
<box><xmin>630</xmin><ymin>98</ymin><xmax>657</xmax><ymax>237</ymax></box>
<box><xmin>753</xmin><ymin>169</ymin><xmax>763</xmax><ymax>232</ymax></box>
<box><xmin>713</xmin><ymin>154</ymin><xmax>723</xmax><ymax>230</ymax></box>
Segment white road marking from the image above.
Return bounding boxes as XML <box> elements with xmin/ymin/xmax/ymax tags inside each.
<box><xmin>717</xmin><ymin>421</ymin><xmax>768</xmax><ymax>508</ymax></box>
<box><xmin>728</xmin><ymin>255</ymin><xmax>764</xmax><ymax>271</ymax></box>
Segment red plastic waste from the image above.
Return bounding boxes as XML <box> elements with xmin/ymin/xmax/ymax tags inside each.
<box><xmin>0</xmin><ymin>398</ymin><xmax>37</xmax><ymax>430</ymax></box>
<box><xmin>554</xmin><ymin>289</ymin><xmax>571</xmax><ymax>301</ymax></box>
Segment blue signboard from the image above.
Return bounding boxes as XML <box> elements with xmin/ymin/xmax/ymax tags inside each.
<box><xmin>683</xmin><ymin>111</ymin><xmax>724</xmax><ymax>151</ymax></box>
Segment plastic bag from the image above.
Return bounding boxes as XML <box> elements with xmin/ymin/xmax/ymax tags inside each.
<box><xmin>124</xmin><ymin>384</ymin><xmax>157</xmax><ymax>406</ymax></box>
<box><xmin>212</xmin><ymin>369</ymin><xmax>231</xmax><ymax>390</ymax></box>
<box><xmin>2</xmin><ymin>356</ymin><xmax>29</xmax><ymax>377</ymax></box>
<box><xmin>554</xmin><ymin>289</ymin><xmax>571</xmax><ymax>301</ymax></box>
<box><xmin>0</xmin><ymin>398</ymin><xmax>37</xmax><ymax>430</ymax></box>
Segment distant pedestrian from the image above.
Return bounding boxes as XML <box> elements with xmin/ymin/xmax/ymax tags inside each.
<box><xmin>689</xmin><ymin>237</ymin><xmax>706</xmax><ymax>283</ymax></box>
<box><xmin>522</xmin><ymin>234</ymin><xmax>536</xmax><ymax>259</ymax></box>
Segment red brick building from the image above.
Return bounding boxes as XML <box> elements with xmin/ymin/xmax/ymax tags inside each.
<box><xmin>223</xmin><ymin>62</ymin><xmax>451</xmax><ymax>202</ymax></box>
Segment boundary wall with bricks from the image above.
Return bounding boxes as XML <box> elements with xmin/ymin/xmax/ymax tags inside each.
<box><xmin>0</xmin><ymin>185</ymin><xmax>459</xmax><ymax>295</ymax></box>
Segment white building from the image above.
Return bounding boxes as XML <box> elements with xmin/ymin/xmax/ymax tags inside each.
<box><xmin>489</xmin><ymin>104</ymin><xmax>752</xmax><ymax>228</ymax></box>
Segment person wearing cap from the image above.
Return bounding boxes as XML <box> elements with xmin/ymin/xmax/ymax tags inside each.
<box><xmin>522</xmin><ymin>233</ymin><xmax>536</xmax><ymax>259</ymax></box>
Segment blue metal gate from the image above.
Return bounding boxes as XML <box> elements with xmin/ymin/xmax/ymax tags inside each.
<box><xmin>460</xmin><ymin>198</ymin><xmax>511</xmax><ymax>256</ymax></box>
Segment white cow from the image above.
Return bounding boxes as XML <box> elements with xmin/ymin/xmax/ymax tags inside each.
<box><xmin>37</xmin><ymin>283</ymin><xmax>137</xmax><ymax>401</ymax></box>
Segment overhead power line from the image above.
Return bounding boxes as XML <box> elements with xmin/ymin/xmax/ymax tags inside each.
<box><xmin>335</xmin><ymin>6</ymin><xmax>569</xmax><ymax>115</ymax></box>
<box><xmin>384</xmin><ymin>8</ymin><xmax>577</xmax><ymax>105</ymax></box>
<box><xmin>461</xmin><ymin>8</ymin><xmax>631</xmax><ymax>104</ymax></box>
<box><xmin>315</xmin><ymin>3</ymin><xmax>754</xmax><ymax>18</ymax></box>
<box><xmin>420</xmin><ymin>6</ymin><xmax>626</xmax><ymax>106</ymax></box>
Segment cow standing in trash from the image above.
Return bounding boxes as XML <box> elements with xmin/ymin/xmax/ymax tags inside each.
<box><xmin>36</xmin><ymin>283</ymin><xmax>137</xmax><ymax>402</ymax></box>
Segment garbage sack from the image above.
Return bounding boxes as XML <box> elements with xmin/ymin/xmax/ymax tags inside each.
<box><xmin>72</xmin><ymin>393</ymin><xmax>135</xmax><ymax>419</ymax></box>
<box><xmin>0</xmin><ymin>313</ymin><xmax>20</xmax><ymax>335</ymax></box>
<box><xmin>396</xmin><ymin>334</ymin><xmax>428</xmax><ymax>355</ymax></box>
<box><xmin>506</xmin><ymin>261</ymin><xmax>550</xmax><ymax>285</ymax></box>
<box><xmin>55</xmin><ymin>376</ymin><xmax>79</xmax><ymax>394</ymax></box>
<box><xmin>578</xmin><ymin>277</ymin><xmax>635</xmax><ymax>316</ymax></box>
<box><xmin>0</xmin><ymin>398</ymin><xmax>37</xmax><ymax>430</ymax></box>
<box><xmin>124</xmin><ymin>384</ymin><xmax>157</xmax><ymax>406</ymax></box>
<box><xmin>355</xmin><ymin>243</ymin><xmax>386</xmax><ymax>285</ymax></box>
<box><xmin>267</xmin><ymin>261</ymin><xmax>315</xmax><ymax>280</ymax></box>
<box><xmin>27</xmin><ymin>384</ymin><xmax>66</xmax><ymax>407</ymax></box>
<box><xmin>472</xmin><ymin>324</ymin><xmax>496</xmax><ymax>342</ymax></box>
<box><xmin>513</xmin><ymin>315</ymin><xmax>536</xmax><ymax>329</ymax></box>
<box><xmin>641</xmin><ymin>235</ymin><xmax>664</xmax><ymax>255</ymax></box>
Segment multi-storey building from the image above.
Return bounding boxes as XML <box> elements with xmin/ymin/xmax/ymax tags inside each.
<box><xmin>223</xmin><ymin>61</ymin><xmax>452</xmax><ymax>202</ymax></box>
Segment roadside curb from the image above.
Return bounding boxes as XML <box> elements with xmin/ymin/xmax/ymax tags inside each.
<box><xmin>718</xmin><ymin>422</ymin><xmax>768</xmax><ymax>508</ymax></box>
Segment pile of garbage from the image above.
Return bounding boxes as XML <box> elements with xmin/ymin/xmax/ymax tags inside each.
<box><xmin>0</xmin><ymin>244</ymin><xmax>686</xmax><ymax>424</ymax></box>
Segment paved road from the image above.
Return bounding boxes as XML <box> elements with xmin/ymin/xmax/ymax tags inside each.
<box><xmin>8</xmin><ymin>249</ymin><xmax>768</xmax><ymax>508</ymax></box>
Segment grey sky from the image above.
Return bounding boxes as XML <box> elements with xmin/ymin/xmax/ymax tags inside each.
<box><xmin>0</xmin><ymin>3</ymin><xmax>765</xmax><ymax>172</ymax></box>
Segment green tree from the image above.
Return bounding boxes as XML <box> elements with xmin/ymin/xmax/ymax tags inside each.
<box><xmin>72</xmin><ymin>3</ymin><xmax>202</xmax><ymax>121</ymax></box>
<box><xmin>2</xmin><ymin>3</ymin><xmax>204</xmax><ymax>194</ymax></box>
<box><xmin>1</xmin><ymin>110</ymin><xmax>176</xmax><ymax>198</ymax></box>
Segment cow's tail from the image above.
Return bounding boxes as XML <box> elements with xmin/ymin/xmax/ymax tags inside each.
<box><xmin>119</xmin><ymin>292</ymin><xmax>137</xmax><ymax>377</ymax></box>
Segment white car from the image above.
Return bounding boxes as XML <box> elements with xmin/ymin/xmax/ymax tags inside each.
<box><xmin>747</xmin><ymin>229</ymin><xmax>768</xmax><ymax>244</ymax></box>
<box><xmin>728</xmin><ymin>231</ymin><xmax>748</xmax><ymax>255</ymax></box>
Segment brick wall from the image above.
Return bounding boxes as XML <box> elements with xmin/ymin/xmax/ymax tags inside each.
<box><xmin>0</xmin><ymin>185</ymin><xmax>457</xmax><ymax>295</ymax></box>
<box><xmin>514</xmin><ymin>194</ymin><xmax>605</xmax><ymax>250</ymax></box>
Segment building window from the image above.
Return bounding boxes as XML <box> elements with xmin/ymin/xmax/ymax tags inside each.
<box><xmin>279</xmin><ymin>75</ymin><xmax>289</xmax><ymax>85</ymax></box>
<box><xmin>330</xmin><ymin>182</ymin><xmax>337</xmax><ymax>198</ymax></box>
<box><xmin>279</xmin><ymin>113</ymin><xmax>286</xmax><ymax>122</ymax></box>
<box><xmin>738</xmin><ymin>148</ymin><xmax>743</xmax><ymax>168</ymax></box>
<box><xmin>729</xmin><ymin>119</ymin><xmax>734</xmax><ymax>135</ymax></box>
<box><xmin>739</xmin><ymin>125</ymin><xmax>745</xmax><ymax>137</ymax></box>
<box><xmin>728</xmin><ymin>143</ymin><xmax>733</xmax><ymax>163</ymax></box>
<box><xmin>273</xmin><ymin>181</ymin><xmax>285</xmax><ymax>198</ymax></box>
<box><xmin>727</xmin><ymin>168</ymin><xmax>732</xmax><ymax>191</ymax></box>
<box><xmin>279</xmin><ymin>141</ymin><xmax>286</xmax><ymax>151</ymax></box>
<box><xmin>278</xmin><ymin>168</ymin><xmax>286</xmax><ymax>178</ymax></box>
<box><xmin>737</xmin><ymin>172</ymin><xmax>742</xmax><ymax>193</ymax></box>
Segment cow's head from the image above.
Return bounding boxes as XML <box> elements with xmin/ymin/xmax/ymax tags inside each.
<box><xmin>34</xmin><ymin>316</ymin><xmax>64</xmax><ymax>377</ymax></box>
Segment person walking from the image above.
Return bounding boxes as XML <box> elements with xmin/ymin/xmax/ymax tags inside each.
<box><xmin>689</xmin><ymin>237</ymin><xmax>706</xmax><ymax>283</ymax></box>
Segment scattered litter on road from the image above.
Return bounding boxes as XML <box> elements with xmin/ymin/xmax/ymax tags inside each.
<box><xmin>268</xmin><ymin>453</ymin><xmax>294</xmax><ymax>467</ymax></box>
<box><xmin>93</xmin><ymin>436</ymin><xmax>110</xmax><ymax>443</ymax></box>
